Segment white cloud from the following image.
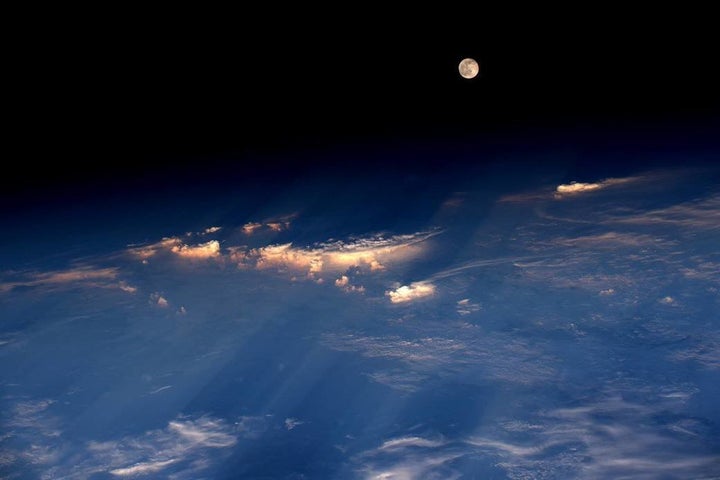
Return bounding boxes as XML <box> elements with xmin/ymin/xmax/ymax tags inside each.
<box><xmin>69</xmin><ymin>415</ymin><xmax>237</xmax><ymax>479</ymax></box>
<box><xmin>322</xmin><ymin>331</ymin><xmax>555</xmax><ymax>391</ymax></box>
<box><xmin>456</xmin><ymin>298</ymin><xmax>481</xmax><ymax>315</ymax></box>
<box><xmin>118</xmin><ymin>281</ymin><xmax>137</xmax><ymax>293</ymax></box>
<box><xmin>468</xmin><ymin>393</ymin><xmax>720</xmax><ymax>479</ymax></box>
<box><xmin>203</xmin><ymin>226</ymin><xmax>222</xmax><ymax>234</ymax></box>
<box><xmin>110</xmin><ymin>458</ymin><xmax>179</xmax><ymax>476</ymax></box>
<box><xmin>284</xmin><ymin>418</ymin><xmax>304</xmax><ymax>430</ymax></box>
<box><xmin>386</xmin><ymin>282</ymin><xmax>436</xmax><ymax>303</ymax></box>
<box><xmin>353</xmin><ymin>435</ymin><xmax>461</xmax><ymax>480</ymax></box>
<box><xmin>379</xmin><ymin>436</ymin><xmax>445</xmax><ymax>450</ymax></box>
<box><xmin>167</xmin><ymin>418</ymin><xmax>237</xmax><ymax>448</ymax></box>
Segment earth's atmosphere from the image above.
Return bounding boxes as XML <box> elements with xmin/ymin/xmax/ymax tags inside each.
<box><xmin>2</xmin><ymin>143</ymin><xmax>719</xmax><ymax>479</ymax></box>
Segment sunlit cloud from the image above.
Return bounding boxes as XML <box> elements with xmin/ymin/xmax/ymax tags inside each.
<box><xmin>128</xmin><ymin>237</ymin><xmax>221</xmax><ymax>261</ymax></box>
<box><xmin>0</xmin><ymin>266</ymin><xmax>123</xmax><ymax>293</ymax></box>
<box><xmin>242</xmin><ymin>222</ymin><xmax>263</xmax><ymax>234</ymax></box>
<box><xmin>659</xmin><ymin>295</ymin><xmax>676</xmax><ymax>305</ymax></box>
<box><xmin>554</xmin><ymin>176</ymin><xmax>640</xmax><ymax>198</ymax></box>
<box><xmin>232</xmin><ymin>230</ymin><xmax>439</xmax><ymax>280</ymax></box>
<box><xmin>500</xmin><ymin>175</ymin><xmax>645</xmax><ymax>203</ymax></box>
<box><xmin>171</xmin><ymin>240</ymin><xmax>221</xmax><ymax>259</ymax></box>
<box><xmin>386</xmin><ymin>282</ymin><xmax>436</xmax><ymax>303</ymax></box>
<box><xmin>128</xmin><ymin>237</ymin><xmax>181</xmax><ymax>259</ymax></box>
<box><xmin>128</xmin><ymin>226</ymin><xmax>223</xmax><ymax>260</ymax></box>
<box><xmin>150</xmin><ymin>292</ymin><xmax>169</xmax><ymax>308</ymax></box>
<box><xmin>242</xmin><ymin>214</ymin><xmax>295</xmax><ymax>235</ymax></box>
<box><xmin>335</xmin><ymin>275</ymin><xmax>365</xmax><ymax>293</ymax></box>
<box><xmin>118</xmin><ymin>281</ymin><xmax>137</xmax><ymax>293</ymax></box>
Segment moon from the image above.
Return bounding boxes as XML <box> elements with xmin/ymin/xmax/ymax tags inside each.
<box><xmin>458</xmin><ymin>58</ymin><xmax>479</xmax><ymax>79</ymax></box>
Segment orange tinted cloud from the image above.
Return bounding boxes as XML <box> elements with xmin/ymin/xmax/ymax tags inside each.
<box><xmin>0</xmin><ymin>266</ymin><xmax>121</xmax><ymax>292</ymax></box>
<box><xmin>554</xmin><ymin>176</ymin><xmax>640</xmax><ymax>198</ymax></box>
<box><xmin>171</xmin><ymin>240</ymin><xmax>220</xmax><ymax>259</ymax></box>
<box><xmin>233</xmin><ymin>231</ymin><xmax>438</xmax><ymax>279</ymax></box>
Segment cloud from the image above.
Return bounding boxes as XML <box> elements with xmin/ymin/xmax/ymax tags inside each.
<box><xmin>0</xmin><ymin>266</ymin><xmax>123</xmax><ymax>293</ymax></box>
<box><xmin>554</xmin><ymin>176</ymin><xmax>641</xmax><ymax>198</ymax></box>
<box><xmin>552</xmin><ymin>231</ymin><xmax>673</xmax><ymax>248</ymax></box>
<box><xmin>110</xmin><ymin>458</ymin><xmax>179</xmax><ymax>476</ymax></box>
<box><xmin>467</xmin><ymin>393</ymin><xmax>720</xmax><ymax>479</ymax></box>
<box><xmin>659</xmin><ymin>295</ymin><xmax>676</xmax><ymax>305</ymax></box>
<box><xmin>171</xmin><ymin>240</ymin><xmax>221</xmax><ymax>259</ymax></box>
<box><xmin>242</xmin><ymin>214</ymin><xmax>295</xmax><ymax>235</ymax></box>
<box><xmin>8</xmin><ymin>399</ymin><xmax>56</xmax><ymax>428</ymax></box>
<box><xmin>352</xmin><ymin>435</ymin><xmax>462</xmax><ymax>480</ymax></box>
<box><xmin>672</xmin><ymin>333</ymin><xmax>720</xmax><ymax>369</ymax></box>
<box><xmin>501</xmin><ymin>175</ymin><xmax>646</xmax><ymax>203</ymax></box>
<box><xmin>128</xmin><ymin>228</ymin><xmax>223</xmax><ymax>260</ymax></box>
<box><xmin>128</xmin><ymin>237</ymin><xmax>181</xmax><ymax>259</ymax></box>
<box><xmin>118</xmin><ymin>281</ymin><xmax>137</xmax><ymax>293</ymax></box>
<box><xmin>232</xmin><ymin>230</ymin><xmax>439</xmax><ymax>280</ymax></box>
<box><xmin>456</xmin><ymin>298</ymin><xmax>481</xmax><ymax>315</ymax></box>
<box><xmin>284</xmin><ymin>418</ymin><xmax>304</xmax><ymax>431</ymax></box>
<box><xmin>605</xmin><ymin>194</ymin><xmax>720</xmax><ymax>229</ymax></box>
<box><xmin>150</xmin><ymin>292</ymin><xmax>169</xmax><ymax>308</ymax></box>
<box><xmin>242</xmin><ymin>222</ymin><xmax>263</xmax><ymax>234</ymax></box>
<box><xmin>59</xmin><ymin>415</ymin><xmax>238</xmax><ymax>479</ymax></box>
<box><xmin>322</xmin><ymin>330</ymin><xmax>555</xmax><ymax>391</ymax></box>
<box><xmin>386</xmin><ymin>282</ymin><xmax>436</xmax><ymax>303</ymax></box>
<box><xmin>379</xmin><ymin>436</ymin><xmax>445</xmax><ymax>450</ymax></box>
<box><xmin>335</xmin><ymin>275</ymin><xmax>365</xmax><ymax>293</ymax></box>
<box><xmin>167</xmin><ymin>417</ymin><xmax>237</xmax><ymax>448</ymax></box>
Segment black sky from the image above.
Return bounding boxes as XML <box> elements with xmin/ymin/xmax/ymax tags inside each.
<box><xmin>6</xmin><ymin>9</ymin><xmax>719</xmax><ymax>205</ymax></box>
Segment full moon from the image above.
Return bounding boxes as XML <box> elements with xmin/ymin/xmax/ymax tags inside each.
<box><xmin>458</xmin><ymin>58</ymin><xmax>479</xmax><ymax>79</ymax></box>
